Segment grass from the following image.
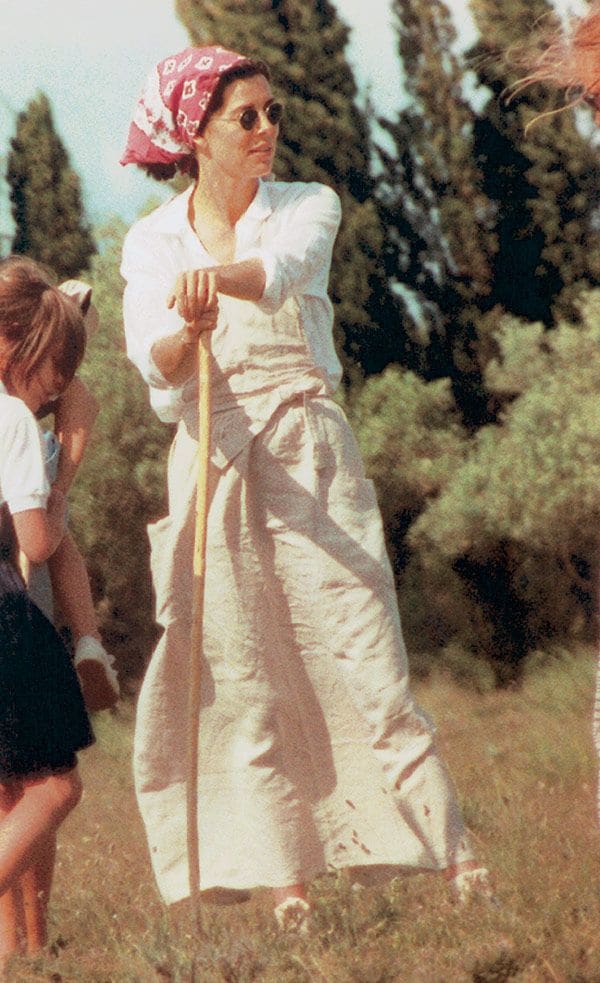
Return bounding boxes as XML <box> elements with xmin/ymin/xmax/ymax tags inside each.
<box><xmin>7</xmin><ymin>646</ymin><xmax>600</xmax><ymax>982</ymax></box>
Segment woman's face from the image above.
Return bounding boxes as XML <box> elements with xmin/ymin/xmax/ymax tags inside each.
<box><xmin>7</xmin><ymin>354</ymin><xmax>65</xmax><ymax>413</ymax></box>
<box><xmin>195</xmin><ymin>74</ymin><xmax>280</xmax><ymax>180</ymax></box>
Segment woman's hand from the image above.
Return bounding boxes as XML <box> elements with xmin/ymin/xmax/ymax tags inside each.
<box><xmin>179</xmin><ymin>303</ymin><xmax>219</xmax><ymax>346</ymax></box>
<box><xmin>167</xmin><ymin>270</ymin><xmax>218</xmax><ymax>327</ymax></box>
<box><xmin>150</xmin><ymin>273</ymin><xmax>219</xmax><ymax>384</ymax></box>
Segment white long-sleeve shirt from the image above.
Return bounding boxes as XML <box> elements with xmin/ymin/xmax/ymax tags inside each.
<box><xmin>120</xmin><ymin>179</ymin><xmax>342</xmax><ymax>425</ymax></box>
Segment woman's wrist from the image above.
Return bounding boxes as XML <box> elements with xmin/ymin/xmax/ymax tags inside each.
<box><xmin>179</xmin><ymin>326</ymin><xmax>198</xmax><ymax>347</ymax></box>
<box><xmin>151</xmin><ymin>329</ymin><xmax>197</xmax><ymax>385</ymax></box>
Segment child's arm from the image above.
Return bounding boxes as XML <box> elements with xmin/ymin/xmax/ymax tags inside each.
<box><xmin>51</xmin><ymin>377</ymin><xmax>99</xmax><ymax>496</ymax></box>
<box><xmin>12</xmin><ymin>488</ymin><xmax>67</xmax><ymax>565</ymax></box>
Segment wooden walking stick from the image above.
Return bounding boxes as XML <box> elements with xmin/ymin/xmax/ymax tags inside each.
<box><xmin>186</xmin><ymin>327</ymin><xmax>212</xmax><ymax>928</ymax></box>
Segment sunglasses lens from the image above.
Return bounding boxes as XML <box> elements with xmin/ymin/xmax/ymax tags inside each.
<box><xmin>267</xmin><ymin>103</ymin><xmax>283</xmax><ymax>125</ymax></box>
<box><xmin>238</xmin><ymin>103</ymin><xmax>283</xmax><ymax>130</ymax></box>
<box><xmin>240</xmin><ymin>108</ymin><xmax>258</xmax><ymax>131</ymax></box>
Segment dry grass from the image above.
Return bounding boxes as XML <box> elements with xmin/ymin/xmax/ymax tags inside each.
<box><xmin>7</xmin><ymin>647</ymin><xmax>600</xmax><ymax>982</ymax></box>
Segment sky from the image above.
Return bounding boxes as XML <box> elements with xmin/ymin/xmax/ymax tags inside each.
<box><xmin>0</xmin><ymin>0</ymin><xmax>584</xmax><ymax>239</ymax></box>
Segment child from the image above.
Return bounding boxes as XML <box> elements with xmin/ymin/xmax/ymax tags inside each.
<box><xmin>0</xmin><ymin>255</ymin><xmax>95</xmax><ymax>971</ymax></box>
<box><xmin>24</xmin><ymin>279</ymin><xmax>120</xmax><ymax>712</ymax></box>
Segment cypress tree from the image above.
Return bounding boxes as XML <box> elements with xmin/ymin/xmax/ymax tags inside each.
<box><xmin>378</xmin><ymin>0</ymin><xmax>497</xmax><ymax>426</ymax></box>
<box><xmin>7</xmin><ymin>93</ymin><xmax>96</xmax><ymax>278</ymax></box>
<box><xmin>175</xmin><ymin>0</ymin><xmax>403</xmax><ymax>379</ymax></box>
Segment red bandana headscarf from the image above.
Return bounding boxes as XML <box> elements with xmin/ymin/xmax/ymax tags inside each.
<box><xmin>121</xmin><ymin>45</ymin><xmax>252</xmax><ymax>167</ymax></box>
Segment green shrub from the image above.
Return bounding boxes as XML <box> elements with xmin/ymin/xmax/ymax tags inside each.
<box><xmin>67</xmin><ymin>219</ymin><xmax>172</xmax><ymax>682</ymax></box>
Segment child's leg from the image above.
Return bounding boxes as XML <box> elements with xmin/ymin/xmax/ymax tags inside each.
<box><xmin>0</xmin><ymin>783</ymin><xmax>26</xmax><ymax>970</ymax></box>
<box><xmin>47</xmin><ymin>533</ymin><xmax>119</xmax><ymax>711</ymax></box>
<box><xmin>20</xmin><ymin>834</ymin><xmax>57</xmax><ymax>952</ymax></box>
<box><xmin>47</xmin><ymin>532</ymin><xmax>99</xmax><ymax>644</ymax></box>
<box><xmin>0</xmin><ymin>773</ymin><xmax>80</xmax><ymax>967</ymax></box>
<box><xmin>0</xmin><ymin>888</ymin><xmax>25</xmax><ymax>972</ymax></box>
<box><xmin>0</xmin><ymin>768</ymin><xmax>81</xmax><ymax>898</ymax></box>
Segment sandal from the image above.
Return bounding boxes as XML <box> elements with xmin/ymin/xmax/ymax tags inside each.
<box><xmin>274</xmin><ymin>897</ymin><xmax>311</xmax><ymax>935</ymax></box>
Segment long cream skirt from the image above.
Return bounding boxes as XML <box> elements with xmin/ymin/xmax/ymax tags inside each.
<box><xmin>134</xmin><ymin>395</ymin><xmax>473</xmax><ymax>904</ymax></box>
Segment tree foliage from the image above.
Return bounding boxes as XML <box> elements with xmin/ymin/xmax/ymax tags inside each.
<box><xmin>379</xmin><ymin>1</ymin><xmax>495</xmax><ymax>307</ymax></box>
<box><xmin>350</xmin><ymin>291</ymin><xmax>600</xmax><ymax>685</ymax></box>
<box><xmin>7</xmin><ymin>93</ymin><xmax>96</xmax><ymax>278</ymax></box>
<box><xmin>67</xmin><ymin>220</ymin><xmax>171</xmax><ymax>682</ymax></box>
<box><xmin>468</xmin><ymin>0</ymin><xmax>600</xmax><ymax>319</ymax></box>
<box><xmin>378</xmin><ymin>0</ymin><xmax>600</xmax><ymax>431</ymax></box>
<box><xmin>349</xmin><ymin>366</ymin><xmax>467</xmax><ymax>574</ymax></box>
<box><xmin>376</xmin><ymin>0</ymin><xmax>499</xmax><ymax>427</ymax></box>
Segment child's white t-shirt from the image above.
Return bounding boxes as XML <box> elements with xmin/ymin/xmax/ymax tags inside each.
<box><xmin>0</xmin><ymin>382</ymin><xmax>49</xmax><ymax>514</ymax></box>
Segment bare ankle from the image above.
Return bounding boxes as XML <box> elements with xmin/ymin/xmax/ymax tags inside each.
<box><xmin>443</xmin><ymin>859</ymin><xmax>479</xmax><ymax>881</ymax></box>
<box><xmin>272</xmin><ymin>883</ymin><xmax>308</xmax><ymax>906</ymax></box>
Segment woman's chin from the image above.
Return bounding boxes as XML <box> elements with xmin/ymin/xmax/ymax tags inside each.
<box><xmin>248</xmin><ymin>153</ymin><xmax>275</xmax><ymax>176</ymax></box>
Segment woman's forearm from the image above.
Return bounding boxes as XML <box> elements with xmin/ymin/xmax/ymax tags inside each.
<box><xmin>212</xmin><ymin>259</ymin><xmax>266</xmax><ymax>302</ymax></box>
<box><xmin>151</xmin><ymin>327</ymin><xmax>200</xmax><ymax>385</ymax></box>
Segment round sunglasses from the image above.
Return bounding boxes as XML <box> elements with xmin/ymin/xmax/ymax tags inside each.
<box><xmin>220</xmin><ymin>102</ymin><xmax>284</xmax><ymax>132</ymax></box>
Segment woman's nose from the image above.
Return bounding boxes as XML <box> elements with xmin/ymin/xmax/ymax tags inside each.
<box><xmin>257</xmin><ymin>110</ymin><xmax>277</xmax><ymax>132</ymax></box>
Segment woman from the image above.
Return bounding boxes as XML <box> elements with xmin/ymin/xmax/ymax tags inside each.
<box><xmin>120</xmin><ymin>45</ymin><xmax>490</xmax><ymax>929</ymax></box>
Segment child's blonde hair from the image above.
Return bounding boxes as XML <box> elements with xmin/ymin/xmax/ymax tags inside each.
<box><xmin>0</xmin><ymin>256</ymin><xmax>86</xmax><ymax>391</ymax></box>
<box><xmin>507</xmin><ymin>3</ymin><xmax>600</xmax><ymax>124</ymax></box>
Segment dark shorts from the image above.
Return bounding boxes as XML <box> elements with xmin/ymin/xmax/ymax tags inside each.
<box><xmin>0</xmin><ymin>561</ymin><xmax>94</xmax><ymax>780</ymax></box>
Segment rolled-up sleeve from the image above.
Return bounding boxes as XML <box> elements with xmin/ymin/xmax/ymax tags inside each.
<box><xmin>240</xmin><ymin>184</ymin><xmax>341</xmax><ymax>314</ymax></box>
<box><xmin>121</xmin><ymin>230</ymin><xmax>187</xmax><ymax>392</ymax></box>
<box><xmin>1</xmin><ymin>408</ymin><xmax>49</xmax><ymax>514</ymax></box>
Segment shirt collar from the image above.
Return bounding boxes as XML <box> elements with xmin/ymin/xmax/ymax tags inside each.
<box><xmin>241</xmin><ymin>179</ymin><xmax>273</xmax><ymax>226</ymax></box>
<box><xmin>0</xmin><ymin>381</ymin><xmax>7</xmax><ymax>396</ymax></box>
<box><xmin>154</xmin><ymin>178</ymin><xmax>273</xmax><ymax>237</ymax></box>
